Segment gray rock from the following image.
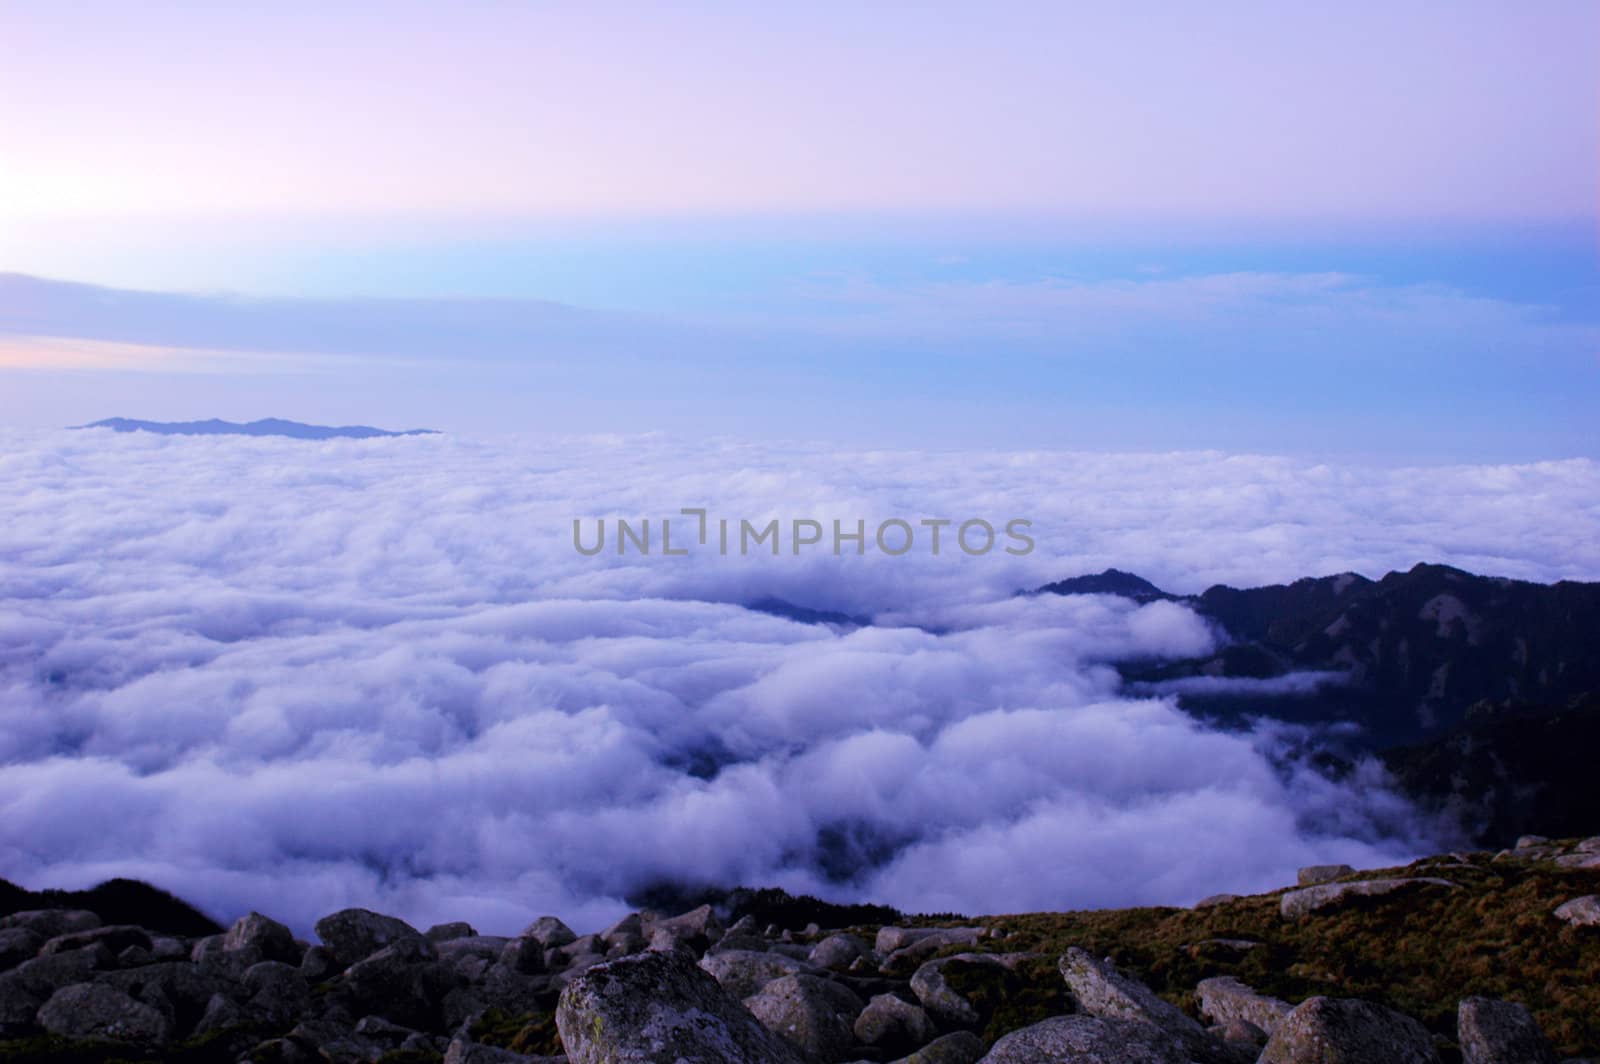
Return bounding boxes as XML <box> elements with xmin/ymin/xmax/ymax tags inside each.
<box><xmin>809</xmin><ymin>933</ymin><xmax>872</xmax><ymax>970</ymax></box>
<box><xmin>523</xmin><ymin>916</ymin><xmax>579</xmax><ymax>950</ymax></box>
<box><xmin>0</xmin><ymin>927</ymin><xmax>43</xmax><ymax>972</ymax></box>
<box><xmin>38</xmin><ymin>982</ymin><xmax>172</xmax><ymax>1042</ymax></box>
<box><xmin>314</xmin><ymin>908</ymin><xmax>424</xmax><ymax>968</ymax></box>
<box><xmin>288</xmin><ymin>1017</ymin><xmax>384</xmax><ymax>1063</ymax></box>
<box><xmin>243</xmin><ymin>960</ymin><xmax>312</xmax><ymax>1029</ymax></box>
<box><xmin>1258</xmin><ymin>996</ymin><xmax>1439</xmax><ymax>1063</ymax></box>
<box><xmin>39</xmin><ymin>924</ymin><xmax>152</xmax><ymax>957</ymax></box>
<box><xmin>0</xmin><ymin>909</ymin><xmax>101</xmax><ymax>939</ymax></box>
<box><xmin>1553</xmin><ymin>853</ymin><xmax>1600</xmax><ymax>870</ymax></box>
<box><xmin>855</xmin><ymin>992</ymin><xmax>938</xmax><ymax>1056</ymax></box>
<box><xmin>225</xmin><ymin>911</ymin><xmax>303</xmax><ymax>964</ymax></box>
<box><xmin>1280</xmin><ymin>878</ymin><xmax>1458</xmax><ymax>919</ymax></box>
<box><xmin>882</xmin><ymin>928</ymin><xmax>988</xmax><ymax>971</ymax></box>
<box><xmin>876</xmin><ymin>927</ymin><xmax>944</xmax><ymax>954</ymax></box>
<box><xmin>744</xmin><ymin>973</ymin><xmax>863</xmax><ymax>1061</ymax></box>
<box><xmin>8</xmin><ymin>944</ymin><xmax>112</xmax><ymax>998</ymax></box>
<box><xmin>1298</xmin><ymin>864</ymin><xmax>1357</xmax><ymax>886</ymax></box>
<box><xmin>910</xmin><ymin>954</ymin><xmax>1005</xmax><ymax>1028</ymax></box>
<box><xmin>699</xmin><ymin>948</ymin><xmax>817</xmax><ymax>999</ymax></box>
<box><xmin>1576</xmin><ymin>836</ymin><xmax>1600</xmax><ymax>854</ymax></box>
<box><xmin>500</xmin><ymin>936</ymin><xmax>548</xmax><ymax>975</ymax></box>
<box><xmin>891</xmin><ymin>1031</ymin><xmax>985</xmax><ymax>1064</ymax></box>
<box><xmin>117</xmin><ymin>945</ymin><xmax>154</xmax><ymax>967</ymax></box>
<box><xmin>150</xmin><ymin>935</ymin><xmax>188</xmax><ymax>961</ymax></box>
<box><xmin>192</xmin><ymin>991</ymin><xmax>247</xmax><ymax>1037</ymax></box>
<box><xmin>189</xmin><ymin>933</ymin><xmax>226</xmax><ymax>964</ymax></box>
<box><xmin>1059</xmin><ymin>947</ymin><xmax>1231</xmax><ymax>1063</ymax></box>
<box><xmin>427</xmin><ymin>922</ymin><xmax>479</xmax><ymax>942</ymax></box>
<box><xmin>1458</xmin><ymin>996</ymin><xmax>1557</xmax><ymax>1064</ymax></box>
<box><xmin>299</xmin><ymin>944</ymin><xmax>341</xmax><ymax>982</ymax></box>
<box><xmin>332</xmin><ymin>935</ymin><xmax>458</xmax><ymax>1031</ymax></box>
<box><xmin>644</xmin><ymin>905</ymin><xmax>723</xmax><ymax>953</ymax></box>
<box><xmin>1211</xmin><ymin>1017</ymin><xmax>1268</xmax><ymax>1050</ymax></box>
<box><xmin>1554</xmin><ymin>895</ymin><xmax>1600</xmax><ymax>928</ymax></box>
<box><xmin>0</xmin><ymin>975</ymin><xmax>42</xmax><ymax>1036</ymax></box>
<box><xmin>445</xmin><ymin>1038</ymin><xmax>565</xmax><ymax>1063</ymax></box>
<box><xmin>977</xmin><ymin>1015</ymin><xmax>1187</xmax><ymax>1063</ymax></box>
<box><xmin>1195</xmin><ymin>894</ymin><xmax>1241</xmax><ymax>908</ymax></box>
<box><xmin>556</xmin><ymin>949</ymin><xmax>806</xmax><ymax>1063</ymax></box>
<box><xmin>1197</xmin><ymin>975</ymin><xmax>1293</xmax><ymax>1035</ymax></box>
<box><xmin>99</xmin><ymin>959</ymin><xmax>238</xmax><ymax>1035</ymax></box>
<box><xmin>1515</xmin><ymin>835</ymin><xmax>1551</xmax><ymax>849</ymax></box>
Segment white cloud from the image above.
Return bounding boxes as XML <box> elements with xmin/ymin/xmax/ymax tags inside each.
<box><xmin>0</xmin><ymin>428</ymin><xmax>1594</xmax><ymax>933</ymax></box>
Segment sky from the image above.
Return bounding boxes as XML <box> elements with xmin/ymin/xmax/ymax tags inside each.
<box><xmin>1</xmin><ymin>2</ymin><xmax>1596</xmax><ymax>457</ymax></box>
<box><xmin>2</xmin><ymin>6</ymin><xmax>1599</xmax><ymax>929</ymax></box>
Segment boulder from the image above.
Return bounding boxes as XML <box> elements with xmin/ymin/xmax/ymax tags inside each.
<box><xmin>855</xmin><ymin>992</ymin><xmax>938</xmax><ymax>1056</ymax></box>
<box><xmin>1194</xmin><ymin>894</ymin><xmax>1241</xmax><ymax>909</ymax></box>
<box><xmin>39</xmin><ymin>924</ymin><xmax>152</xmax><ymax>957</ymax></box>
<box><xmin>809</xmin><ymin>933</ymin><xmax>872</xmax><ymax>970</ymax></box>
<box><xmin>894</xmin><ymin>1030</ymin><xmax>985</xmax><ymax>1064</ymax></box>
<box><xmin>743</xmin><ymin>973</ymin><xmax>864</xmax><ymax>1061</ymax></box>
<box><xmin>1457</xmin><ymin>996</ymin><xmax>1557</xmax><ymax>1064</ymax></box>
<box><xmin>0</xmin><ymin>909</ymin><xmax>101</xmax><ymax>939</ymax></box>
<box><xmin>909</xmin><ymin>954</ymin><xmax>1013</xmax><ymax>1029</ymax></box>
<box><xmin>333</xmin><ymin>935</ymin><xmax>458</xmax><ymax>1031</ymax></box>
<box><xmin>976</xmin><ymin>1015</ymin><xmax>1187</xmax><ymax>1063</ymax></box>
<box><xmin>699</xmin><ymin>948</ymin><xmax>817</xmax><ymax>999</ymax></box>
<box><xmin>556</xmin><ymin>949</ymin><xmax>806</xmax><ymax>1063</ymax></box>
<box><xmin>445</xmin><ymin>1038</ymin><xmax>565</xmax><ymax>1063</ymax></box>
<box><xmin>100</xmin><ymin>960</ymin><xmax>237</xmax><ymax>1036</ymax></box>
<box><xmin>192</xmin><ymin>991</ymin><xmax>248</xmax><ymax>1037</ymax></box>
<box><xmin>1058</xmin><ymin>948</ymin><xmax>1231</xmax><ymax>1063</ymax></box>
<box><xmin>1280</xmin><ymin>878</ymin><xmax>1458</xmax><ymax>920</ymax></box>
<box><xmin>1258</xmin><ymin>996</ymin><xmax>1439</xmax><ymax>1063</ymax></box>
<box><xmin>8</xmin><ymin>944</ymin><xmax>112</xmax><ymax>998</ymax></box>
<box><xmin>314</xmin><ymin>908</ymin><xmax>424</xmax><ymax>968</ymax></box>
<box><xmin>243</xmin><ymin>960</ymin><xmax>313</xmax><ymax>1029</ymax></box>
<box><xmin>426</xmin><ymin>921</ymin><xmax>478</xmax><ymax>942</ymax></box>
<box><xmin>37</xmin><ymin>982</ymin><xmax>172</xmax><ymax>1042</ymax></box>
<box><xmin>881</xmin><ymin>928</ymin><xmax>988</xmax><ymax>971</ymax></box>
<box><xmin>524</xmin><ymin>916</ymin><xmax>579</xmax><ymax>950</ymax></box>
<box><xmin>876</xmin><ymin>927</ymin><xmax>945</xmax><ymax>954</ymax></box>
<box><xmin>0</xmin><ymin>927</ymin><xmax>43</xmax><ymax>972</ymax></box>
<box><xmin>1297</xmin><ymin>864</ymin><xmax>1356</xmax><ymax>886</ymax></box>
<box><xmin>1197</xmin><ymin>975</ymin><xmax>1294</xmax><ymax>1035</ymax></box>
<box><xmin>499</xmin><ymin>936</ymin><xmax>547</xmax><ymax>975</ymax></box>
<box><xmin>0</xmin><ymin>975</ymin><xmax>42</xmax><ymax>1036</ymax></box>
<box><xmin>223</xmin><ymin>911</ymin><xmax>302</xmax><ymax>965</ymax></box>
<box><xmin>1553</xmin><ymin>895</ymin><xmax>1600</xmax><ymax>928</ymax></box>
<box><xmin>644</xmin><ymin>905</ymin><xmax>723</xmax><ymax>954</ymax></box>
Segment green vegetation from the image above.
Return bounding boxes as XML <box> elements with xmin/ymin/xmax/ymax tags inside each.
<box><xmin>961</xmin><ymin>853</ymin><xmax>1600</xmax><ymax>1057</ymax></box>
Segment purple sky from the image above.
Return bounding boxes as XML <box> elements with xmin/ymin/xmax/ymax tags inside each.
<box><xmin>2</xmin><ymin>2</ymin><xmax>1594</xmax><ymax>223</ymax></box>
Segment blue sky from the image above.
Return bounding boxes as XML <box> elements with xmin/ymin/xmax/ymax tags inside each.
<box><xmin>0</xmin><ymin>2</ymin><xmax>1595</xmax><ymax>458</ymax></box>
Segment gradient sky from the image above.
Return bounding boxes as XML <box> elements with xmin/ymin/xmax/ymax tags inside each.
<box><xmin>0</xmin><ymin>2</ymin><xmax>1595</xmax><ymax>456</ymax></box>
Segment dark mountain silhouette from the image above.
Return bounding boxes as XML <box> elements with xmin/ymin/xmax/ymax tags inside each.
<box><xmin>1038</xmin><ymin>564</ymin><xmax>1600</xmax><ymax>846</ymax></box>
<box><xmin>1032</xmin><ymin>568</ymin><xmax>1170</xmax><ymax>602</ymax></box>
<box><xmin>77</xmin><ymin>417</ymin><xmax>437</xmax><ymax>439</ymax></box>
<box><xmin>0</xmin><ymin>876</ymin><xmax>222</xmax><ymax>936</ymax></box>
<box><xmin>746</xmin><ymin>597</ymin><xmax>871</xmax><ymax>628</ymax></box>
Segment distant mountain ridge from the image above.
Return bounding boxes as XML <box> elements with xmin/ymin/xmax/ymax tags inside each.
<box><xmin>77</xmin><ymin>417</ymin><xmax>438</xmax><ymax>439</ymax></box>
<box><xmin>1037</xmin><ymin>564</ymin><xmax>1600</xmax><ymax>846</ymax></box>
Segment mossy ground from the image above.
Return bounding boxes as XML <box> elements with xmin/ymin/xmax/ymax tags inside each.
<box><xmin>933</xmin><ymin>853</ymin><xmax>1600</xmax><ymax>1057</ymax></box>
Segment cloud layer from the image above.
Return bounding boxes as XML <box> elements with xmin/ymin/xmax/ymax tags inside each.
<box><xmin>2</xmin><ymin>429</ymin><xmax>1596</xmax><ymax>933</ymax></box>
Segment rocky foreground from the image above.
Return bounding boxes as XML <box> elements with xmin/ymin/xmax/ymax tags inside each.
<box><xmin>2</xmin><ymin>837</ymin><xmax>1599</xmax><ymax>1063</ymax></box>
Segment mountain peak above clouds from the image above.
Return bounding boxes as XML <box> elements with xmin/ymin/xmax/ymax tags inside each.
<box><xmin>76</xmin><ymin>417</ymin><xmax>438</xmax><ymax>440</ymax></box>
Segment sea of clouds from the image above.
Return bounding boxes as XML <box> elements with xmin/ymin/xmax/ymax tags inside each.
<box><xmin>2</xmin><ymin>428</ymin><xmax>1598</xmax><ymax>934</ymax></box>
